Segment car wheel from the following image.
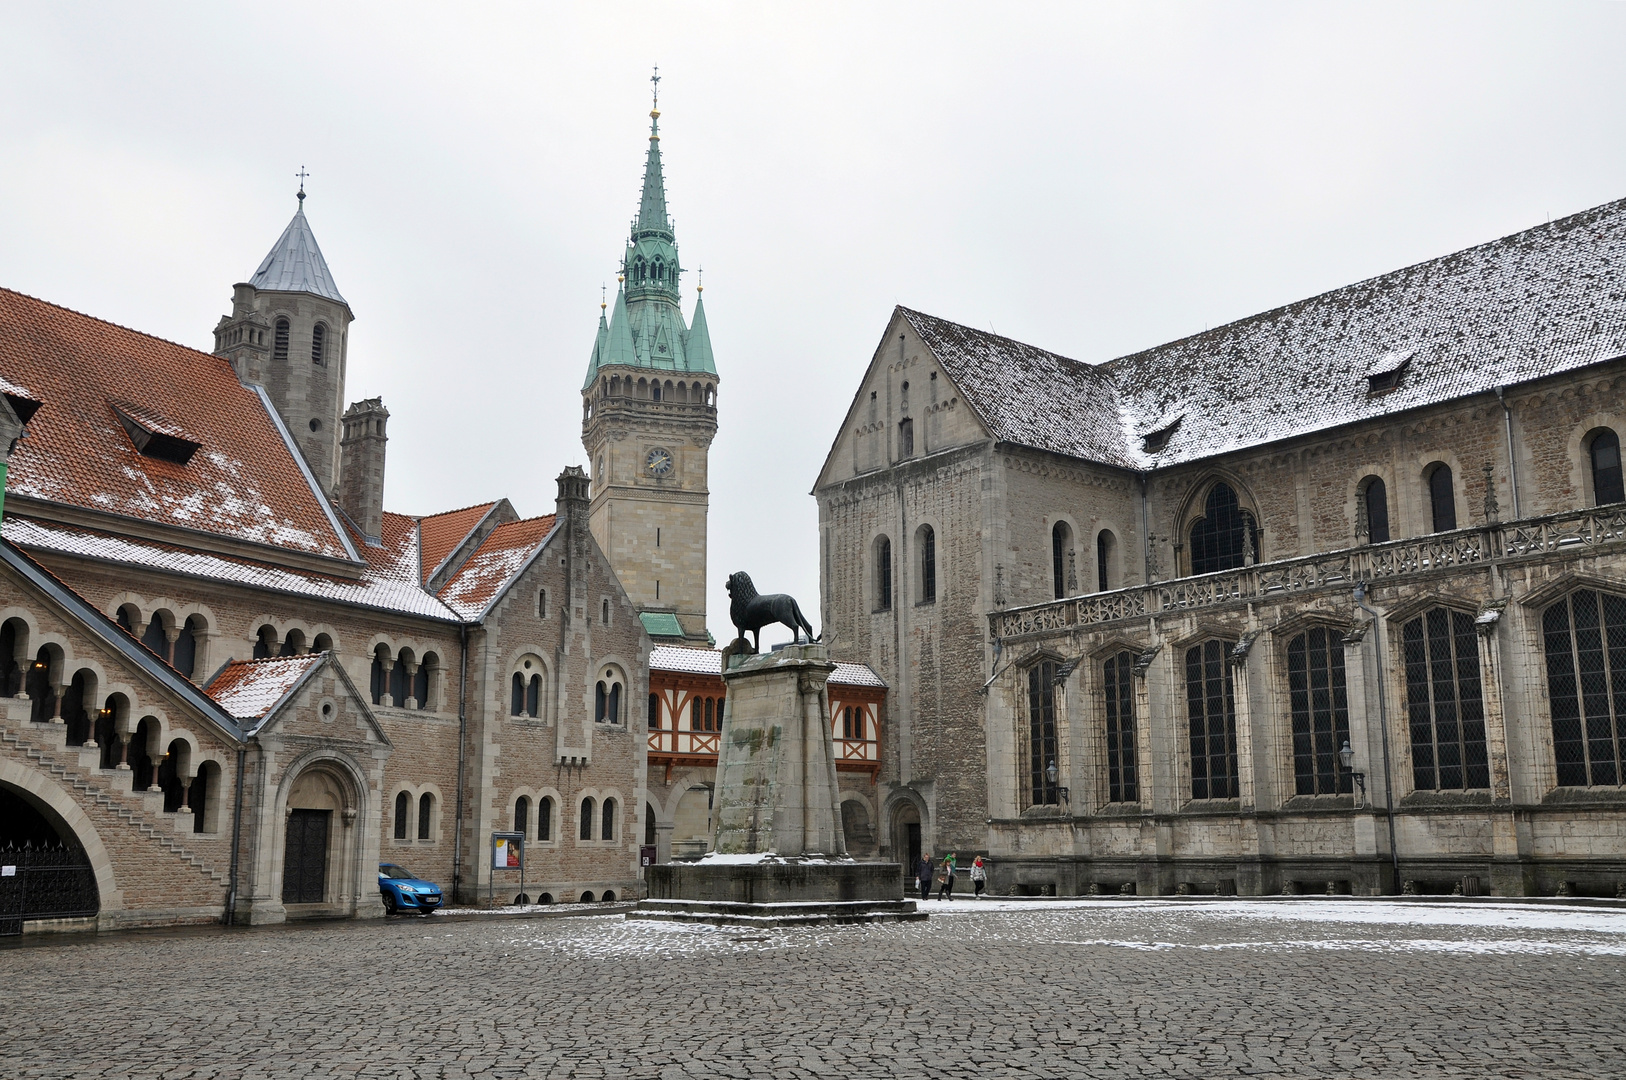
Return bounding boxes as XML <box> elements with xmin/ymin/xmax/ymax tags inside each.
<box><xmin>383</xmin><ymin>891</ymin><xmax>397</xmax><ymax>915</ymax></box>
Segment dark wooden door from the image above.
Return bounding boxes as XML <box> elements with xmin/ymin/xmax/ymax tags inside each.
<box><xmin>282</xmin><ymin>809</ymin><xmax>330</xmax><ymax>904</ymax></box>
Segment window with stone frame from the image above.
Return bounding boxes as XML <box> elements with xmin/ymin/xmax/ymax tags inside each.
<box><xmin>1589</xmin><ymin>428</ymin><xmax>1624</xmax><ymax>506</ymax></box>
<box><xmin>1051</xmin><ymin>521</ymin><xmax>1073</xmax><ymax>600</ymax></box>
<box><xmin>1287</xmin><ymin>627</ymin><xmax>1353</xmax><ymax>796</ymax></box>
<box><xmin>1426</xmin><ymin>463</ymin><xmax>1457</xmax><ymax>532</ymax></box>
<box><xmin>1185</xmin><ymin>639</ymin><xmax>1239</xmax><ymax>799</ymax></box>
<box><xmin>1543</xmin><ymin>589</ymin><xmax>1626</xmax><ymax>787</ymax></box>
<box><xmin>579</xmin><ymin>797</ymin><xmax>595</xmax><ymax>840</ymax></box>
<box><xmin>1360</xmin><ymin>476</ymin><xmax>1391</xmax><ymax>544</ymax></box>
<box><xmin>918</xmin><ymin>525</ymin><xmax>936</xmax><ymax>604</ymax></box>
<box><xmin>1102</xmin><ymin>651</ymin><xmax>1138</xmax><ymax>803</ymax></box>
<box><xmin>537</xmin><ymin>797</ymin><xmax>553</xmax><ymax>842</ymax></box>
<box><xmin>874</xmin><ymin>537</ymin><xmax>893</xmax><ymax>611</ymax></box>
<box><xmin>417</xmin><ymin>792</ymin><xmax>433</xmax><ymax>840</ymax></box>
<box><xmin>510</xmin><ymin>673</ymin><xmax>525</xmax><ymax>716</ymax></box>
<box><xmin>1024</xmin><ymin>660</ymin><xmax>1060</xmax><ymax>807</ymax></box>
<box><xmin>1402</xmin><ymin>608</ymin><xmax>1489</xmax><ymax>790</ymax></box>
<box><xmin>1189</xmin><ymin>483</ymin><xmax>1253</xmax><ymax>575</ymax></box>
<box><xmin>393</xmin><ymin>791</ymin><xmax>409</xmax><ymax>840</ymax></box>
<box><xmin>514</xmin><ymin>796</ymin><xmax>530</xmax><ymax>838</ymax></box>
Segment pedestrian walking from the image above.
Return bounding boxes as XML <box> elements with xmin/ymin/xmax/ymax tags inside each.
<box><xmin>916</xmin><ymin>854</ymin><xmax>934</xmax><ymax>902</ymax></box>
<box><xmin>936</xmin><ymin>853</ymin><xmax>957</xmax><ymax>900</ymax></box>
<box><xmin>970</xmin><ymin>855</ymin><xmax>988</xmax><ymax>898</ymax></box>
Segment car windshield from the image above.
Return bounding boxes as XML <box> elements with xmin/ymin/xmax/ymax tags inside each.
<box><xmin>379</xmin><ymin>865</ymin><xmax>417</xmax><ymax>880</ymax></box>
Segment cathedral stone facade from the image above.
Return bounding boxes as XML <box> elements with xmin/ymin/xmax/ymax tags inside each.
<box><xmin>817</xmin><ymin>199</ymin><xmax>1626</xmax><ymax>897</ymax></box>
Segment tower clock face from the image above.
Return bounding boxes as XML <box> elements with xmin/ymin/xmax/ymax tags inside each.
<box><xmin>645</xmin><ymin>447</ymin><xmax>674</xmax><ymax>477</ymax></box>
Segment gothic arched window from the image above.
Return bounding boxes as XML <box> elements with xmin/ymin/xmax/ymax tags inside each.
<box><xmin>1189</xmin><ymin>483</ymin><xmax>1252</xmax><ymax>575</ymax></box>
<box><xmin>1051</xmin><ymin>521</ymin><xmax>1072</xmax><ymax>600</ymax></box>
<box><xmin>1403</xmin><ymin>608</ymin><xmax>1488</xmax><ymax>790</ymax></box>
<box><xmin>1025</xmin><ymin>660</ymin><xmax>1059</xmax><ymax>807</ymax></box>
<box><xmin>1103</xmin><ymin>651</ymin><xmax>1138</xmax><ymax>803</ymax></box>
<box><xmin>273</xmin><ymin>318</ymin><xmax>289</xmax><ymax>363</ymax></box>
<box><xmin>1589</xmin><ymin>428</ymin><xmax>1624</xmax><ymax>506</ymax></box>
<box><xmin>1288</xmin><ymin>627</ymin><xmax>1352</xmax><ymax>795</ymax></box>
<box><xmin>1426</xmin><ymin>464</ymin><xmax>1457</xmax><ymax>532</ymax></box>
<box><xmin>1185</xmin><ymin>639</ymin><xmax>1239</xmax><ymax>799</ymax></box>
<box><xmin>1543</xmin><ymin>589</ymin><xmax>1626</xmax><ymax>787</ymax></box>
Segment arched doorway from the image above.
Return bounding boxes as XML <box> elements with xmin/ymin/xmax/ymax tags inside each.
<box><xmin>280</xmin><ymin>763</ymin><xmax>362</xmax><ymax>912</ymax></box>
<box><xmin>890</xmin><ymin>798</ymin><xmax>923</xmax><ymax>876</ymax></box>
<box><xmin>0</xmin><ymin>783</ymin><xmax>99</xmax><ymax>935</ymax></box>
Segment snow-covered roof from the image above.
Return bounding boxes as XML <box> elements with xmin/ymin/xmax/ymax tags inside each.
<box><xmin>437</xmin><ymin>515</ymin><xmax>557</xmax><ymax>619</ymax></box>
<box><xmin>902</xmin><ymin>197</ymin><xmax>1626</xmax><ymax>472</ymax></box>
<box><xmin>649</xmin><ymin>645</ymin><xmax>721</xmax><ymax>674</ymax></box>
<box><xmin>207</xmin><ymin>654</ymin><xmax>324</xmax><ymax>721</ymax></box>
<box><xmin>830</xmin><ymin>662</ymin><xmax>887</xmax><ymax>689</ymax></box>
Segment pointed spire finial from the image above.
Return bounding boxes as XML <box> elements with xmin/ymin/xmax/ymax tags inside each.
<box><xmin>601</xmin><ymin>283</ymin><xmax>607</xmax><ymax>310</ymax></box>
<box><xmin>697</xmin><ymin>265</ymin><xmax>703</xmax><ymax>294</ymax></box>
<box><xmin>295</xmin><ymin>165</ymin><xmax>309</xmax><ymax>206</ymax></box>
<box><xmin>651</xmin><ymin>65</ymin><xmax>660</xmax><ymax>113</ymax></box>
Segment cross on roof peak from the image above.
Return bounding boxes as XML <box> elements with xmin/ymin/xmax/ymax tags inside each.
<box><xmin>295</xmin><ymin>166</ymin><xmax>309</xmax><ymax>205</ymax></box>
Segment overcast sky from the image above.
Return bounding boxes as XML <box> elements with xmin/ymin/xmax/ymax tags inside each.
<box><xmin>3</xmin><ymin>3</ymin><xmax>1624</xmax><ymax>644</ymax></box>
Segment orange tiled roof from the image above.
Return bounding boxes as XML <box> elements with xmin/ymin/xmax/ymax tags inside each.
<box><xmin>0</xmin><ymin>288</ymin><xmax>353</xmax><ymax>560</ymax></box>
<box><xmin>417</xmin><ymin>502</ymin><xmax>497</xmax><ymax>584</ymax></box>
<box><xmin>438</xmin><ymin>515</ymin><xmax>556</xmax><ymax>618</ymax></box>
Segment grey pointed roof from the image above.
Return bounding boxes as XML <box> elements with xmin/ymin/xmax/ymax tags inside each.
<box><xmin>248</xmin><ymin>204</ymin><xmax>348</xmax><ymax>306</ymax></box>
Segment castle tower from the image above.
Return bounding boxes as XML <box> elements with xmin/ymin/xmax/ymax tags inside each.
<box><xmin>214</xmin><ymin>182</ymin><xmax>353</xmax><ymax>492</ymax></box>
<box><xmin>582</xmin><ymin>76</ymin><xmax>718</xmax><ymax>644</ymax></box>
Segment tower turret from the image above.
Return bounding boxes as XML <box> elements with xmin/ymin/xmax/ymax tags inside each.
<box><xmin>215</xmin><ymin>181</ymin><xmax>353</xmax><ymax>492</ymax></box>
<box><xmin>581</xmin><ymin>74</ymin><xmax>719</xmax><ymax>643</ymax></box>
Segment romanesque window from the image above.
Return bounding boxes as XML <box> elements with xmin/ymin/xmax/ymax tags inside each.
<box><xmin>273</xmin><ymin>318</ymin><xmax>289</xmax><ymax>363</ymax></box>
<box><xmin>525</xmin><ymin>674</ymin><xmax>541</xmax><ymax>718</ymax></box>
<box><xmin>1589</xmin><ymin>428</ymin><xmax>1624</xmax><ymax>506</ymax></box>
<box><xmin>1360</xmin><ymin>476</ymin><xmax>1391</xmax><ymax>543</ymax></box>
<box><xmin>1426</xmin><ymin>464</ymin><xmax>1457</xmax><ymax>532</ymax></box>
<box><xmin>28</xmin><ymin>646</ymin><xmax>58</xmax><ymax>722</ymax></box>
<box><xmin>394</xmin><ymin>792</ymin><xmax>410</xmax><ymax>840</ymax></box>
<box><xmin>538</xmin><ymin>797</ymin><xmax>553</xmax><ymax>842</ymax></box>
<box><xmin>1288</xmin><ymin>628</ymin><xmax>1352</xmax><ymax>796</ymax></box>
<box><xmin>311</xmin><ymin>323</ymin><xmax>326</xmax><ymax>365</ymax></box>
<box><xmin>1051</xmin><ymin>521</ymin><xmax>1072</xmax><ymax>600</ymax></box>
<box><xmin>1189</xmin><ymin>483</ymin><xmax>1252</xmax><ymax>575</ymax></box>
<box><xmin>141</xmin><ymin>613</ymin><xmax>168</xmax><ymax>661</ymax></box>
<box><xmin>173</xmin><ymin>615</ymin><xmax>201</xmax><ymax>680</ymax></box>
<box><xmin>1025</xmin><ymin>661</ymin><xmax>1059</xmax><ymax>807</ymax></box>
<box><xmin>898</xmin><ymin>418</ymin><xmax>914</xmax><ymax>458</ymax></box>
<box><xmin>601</xmin><ymin>798</ymin><xmax>617</xmax><ymax>841</ymax></box>
<box><xmin>918</xmin><ymin>525</ymin><xmax>936</xmax><ymax>604</ymax></box>
<box><xmin>416</xmin><ymin>654</ymin><xmax>438</xmax><ymax>711</ymax></box>
<box><xmin>1402</xmin><ymin>608</ymin><xmax>1489</xmax><ymax>790</ymax></box>
<box><xmin>514</xmin><ymin>796</ymin><xmax>529</xmax><ymax>839</ymax></box>
<box><xmin>1185</xmin><ymin>640</ymin><xmax>1239</xmax><ymax>799</ymax></box>
<box><xmin>595</xmin><ymin>674</ymin><xmax>622</xmax><ymax>724</ymax></box>
<box><xmin>579</xmin><ymin>798</ymin><xmax>595</xmax><ymax>840</ymax></box>
<box><xmin>1103</xmin><ymin>651</ymin><xmax>1138</xmax><ymax>803</ymax></box>
<box><xmin>190</xmin><ymin>761</ymin><xmax>218</xmax><ymax>833</ymax></box>
<box><xmin>510</xmin><ymin>673</ymin><xmax>525</xmax><ymax>716</ymax></box>
<box><xmin>1543</xmin><ymin>589</ymin><xmax>1626</xmax><ymax>787</ymax></box>
<box><xmin>1096</xmin><ymin>530</ymin><xmax>1116</xmax><ymax>592</ymax></box>
<box><xmin>417</xmin><ymin>793</ymin><xmax>434</xmax><ymax>840</ymax></box>
<box><xmin>874</xmin><ymin>536</ymin><xmax>893</xmax><ymax>611</ymax></box>
<box><xmin>0</xmin><ymin>618</ymin><xmax>24</xmax><ymax>697</ymax></box>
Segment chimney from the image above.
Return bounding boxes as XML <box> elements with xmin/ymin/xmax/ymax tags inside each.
<box><xmin>338</xmin><ymin>398</ymin><xmax>388</xmax><ymax>545</ymax></box>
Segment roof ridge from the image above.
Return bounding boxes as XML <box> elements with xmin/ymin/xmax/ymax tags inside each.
<box><xmin>415</xmin><ymin>500</ymin><xmax>499</xmax><ymax>522</ymax></box>
<box><xmin>0</xmin><ymin>286</ymin><xmax>234</xmax><ymax>366</ymax></box>
<box><xmin>898</xmin><ymin>306</ymin><xmax>1090</xmax><ymax>369</ymax></box>
<box><xmin>219</xmin><ymin>653</ymin><xmax>323</xmax><ymax>667</ymax></box>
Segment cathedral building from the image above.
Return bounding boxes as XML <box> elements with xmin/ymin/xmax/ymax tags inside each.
<box><xmin>817</xmin><ymin>198</ymin><xmax>1626</xmax><ymax>897</ymax></box>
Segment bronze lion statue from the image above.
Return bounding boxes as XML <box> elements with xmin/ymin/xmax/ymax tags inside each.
<box><xmin>727</xmin><ymin>571</ymin><xmax>817</xmax><ymax>652</ymax></box>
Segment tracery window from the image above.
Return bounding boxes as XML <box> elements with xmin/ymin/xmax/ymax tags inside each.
<box><xmin>1589</xmin><ymin>429</ymin><xmax>1624</xmax><ymax>506</ymax></box>
<box><xmin>1288</xmin><ymin>628</ymin><xmax>1352</xmax><ymax>795</ymax></box>
<box><xmin>1025</xmin><ymin>661</ymin><xmax>1059</xmax><ymax>806</ymax></box>
<box><xmin>1185</xmin><ymin>640</ymin><xmax>1239</xmax><ymax>799</ymax></box>
<box><xmin>1189</xmin><ymin>483</ymin><xmax>1252</xmax><ymax>575</ymax></box>
<box><xmin>1426</xmin><ymin>464</ymin><xmax>1457</xmax><ymax>532</ymax></box>
<box><xmin>918</xmin><ymin>525</ymin><xmax>936</xmax><ymax>604</ymax></box>
<box><xmin>273</xmin><ymin>318</ymin><xmax>289</xmax><ymax>363</ymax></box>
<box><xmin>1402</xmin><ymin>608</ymin><xmax>1488</xmax><ymax>790</ymax></box>
<box><xmin>1051</xmin><ymin>521</ymin><xmax>1072</xmax><ymax>600</ymax></box>
<box><xmin>1543</xmin><ymin>589</ymin><xmax>1626</xmax><ymax>787</ymax></box>
<box><xmin>1103</xmin><ymin>651</ymin><xmax>1138</xmax><ymax>803</ymax></box>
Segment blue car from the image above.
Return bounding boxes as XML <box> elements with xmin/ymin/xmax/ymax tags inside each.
<box><xmin>379</xmin><ymin>863</ymin><xmax>443</xmax><ymax>915</ymax></box>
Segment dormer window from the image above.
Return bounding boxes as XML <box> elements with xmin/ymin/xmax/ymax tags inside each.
<box><xmin>1140</xmin><ymin>415</ymin><xmax>1182</xmax><ymax>454</ymax></box>
<box><xmin>1366</xmin><ymin>349</ymin><xmax>1414</xmax><ymax>394</ymax></box>
<box><xmin>311</xmin><ymin>323</ymin><xmax>326</xmax><ymax>366</ymax></box>
<box><xmin>112</xmin><ymin>403</ymin><xmax>199</xmax><ymax>466</ymax></box>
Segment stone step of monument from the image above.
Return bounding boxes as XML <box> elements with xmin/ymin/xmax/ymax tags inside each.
<box><xmin>627</xmin><ymin>898</ymin><xmax>926</xmax><ymax>927</ymax></box>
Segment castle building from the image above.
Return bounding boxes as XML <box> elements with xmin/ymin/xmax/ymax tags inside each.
<box><xmin>581</xmin><ymin>86</ymin><xmax>718</xmax><ymax>647</ymax></box>
<box><xmin>817</xmin><ymin>199</ymin><xmax>1626</xmax><ymax>896</ymax></box>
<box><xmin>0</xmin><ymin>178</ymin><xmax>653</xmax><ymax>931</ymax></box>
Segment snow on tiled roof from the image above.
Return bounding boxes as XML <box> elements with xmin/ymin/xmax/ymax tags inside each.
<box><xmin>905</xmin><ymin>197</ymin><xmax>1626</xmax><ymax>471</ymax></box>
<box><xmin>437</xmin><ymin>515</ymin><xmax>556</xmax><ymax>619</ymax></box>
<box><xmin>418</xmin><ymin>502</ymin><xmax>497</xmax><ymax>584</ymax></box>
<box><xmin>4</xmin><ymin>515</ymin><xmax>460</xmax><ymax>620</ymax></box>
<box><xmin>207</xmin><ymin>654</ymin><xmax>323</xmax><ymax>720</ymax></box>
<box><xmin>0</xmin><ymin>288</ymin><xmax>355</xmax><ymax>559</ymax></box>
<box><xmin>830</xmin><ymin>662</ymin><xmax>886</xmax><ymax>688</ymax></box>
<box><xmin>649</xmin><ymin>645</ymin><xmax>721</xmax><ymax>674</ymax></box>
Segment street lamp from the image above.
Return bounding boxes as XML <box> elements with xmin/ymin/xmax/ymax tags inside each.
<box><xmin>1337</xmin><ymin>740</ymin><xmax>1367</xmax><ymax>807</ymax></box>
<box><xmin>1045</xmin><ymin>760</ymin><xmax>1069</xmax><ymax>806</ymax></box>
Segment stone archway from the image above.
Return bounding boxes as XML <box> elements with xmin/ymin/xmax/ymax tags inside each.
<box><xmin>888</xmin><ymin>798</ymin><xmax>923</xmax><ymax>877</ymax></box>
<box><xmin>0</xmin><ymin>763</ymin><xmax>119</xmax><ymax>934</ymax></box>
<box><xmin>279</xmin><ymin>759</ymin><xmax>366</xmax><ymax>917</ymax></box>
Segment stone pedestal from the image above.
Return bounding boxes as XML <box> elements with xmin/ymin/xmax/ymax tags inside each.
<box><xmin>632</xmin><ymin>643</ymin><xmax>918</xmax><ymax>926</ymax></box>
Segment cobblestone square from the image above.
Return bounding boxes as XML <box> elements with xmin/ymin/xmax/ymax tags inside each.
<box><xmin>4</xmin><ymin>898</ymin><xmax>1625</xmax><ymax>1079</ymax></box>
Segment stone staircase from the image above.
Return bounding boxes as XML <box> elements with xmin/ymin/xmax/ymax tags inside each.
<box><xmin>0</xmin><ymin>717</ymin><xmax>229</xmax><ymax>888</ymax></box>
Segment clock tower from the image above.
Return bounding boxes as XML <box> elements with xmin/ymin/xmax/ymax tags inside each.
<box><xmin>581</xmin><ymin>76</ymin><xmax>718</xmax><ymax>644</ymax></box>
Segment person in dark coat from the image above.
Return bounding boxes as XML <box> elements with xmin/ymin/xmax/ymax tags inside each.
<box><xmin>916</xmin><ymin>854</ymin><xmax>934</xmax><ymax>901</ymax></box>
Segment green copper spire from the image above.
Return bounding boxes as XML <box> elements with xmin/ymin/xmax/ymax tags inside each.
<box><xmin>581</xmin><ymin>72</ymin><xmax>718</xmax><ymax>390</ymax></box>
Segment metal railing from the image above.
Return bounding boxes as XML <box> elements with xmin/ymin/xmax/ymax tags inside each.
<box><xmin>992</xmin><ymin>504</ymin><xmax>1626</xmax><ymax>640</ymax></box>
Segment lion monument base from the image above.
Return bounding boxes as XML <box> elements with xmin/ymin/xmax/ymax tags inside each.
<box><xmin>631</xmin><ymin>643</ymin><xmax>921</xmax><ymax>926</ymax></box>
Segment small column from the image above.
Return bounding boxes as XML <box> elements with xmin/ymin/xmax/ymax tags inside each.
<box><xmin>116</xmin><ymin>732</ymin><xmax>131</xmax><ymax>770</ymax></box>
<box><xmin>148</xmin><ymin>749</ymin><xmax>163</xmax><ymax>793</ymax></box>
<box><xmin>164</xmin><ymin>627</ymin><xmax>180</xmax><ymax>665</ymax></box>
<box><xmin>51</xmin><ymin>685</ymin><xmax>67</xmax><ymax>724</ymax></box>
<box><xmin>403</xmin><ymin>663</ymin><xmax>420</xmax><ymax>710</ymax></box>
<box><xmin>178</xmin><ymin>773</ymin><xmax>194</xmax><ymax>815</ymax></box>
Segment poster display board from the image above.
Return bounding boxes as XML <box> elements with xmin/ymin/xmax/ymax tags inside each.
<box><xmin>490</xmin><ymin>831</ymin><xmax>526</xmax><ymax>907</ymax></box>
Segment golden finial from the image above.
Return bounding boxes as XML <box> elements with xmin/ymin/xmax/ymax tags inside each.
<box><xmin>696</xmin><ymin>265</ymin><xmax>703</xmax><ymax>294</ymax></box>
<box><xmin>601</xmin><ymin>283</ymin><xmax>607</xmax><ymax>310</ymax></box>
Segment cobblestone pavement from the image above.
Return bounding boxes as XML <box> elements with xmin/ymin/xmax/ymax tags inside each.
<box><xmin>5</xmin><ymin>898</ymin><xmax>1626</xmax><ymax>1079</ymax></box>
